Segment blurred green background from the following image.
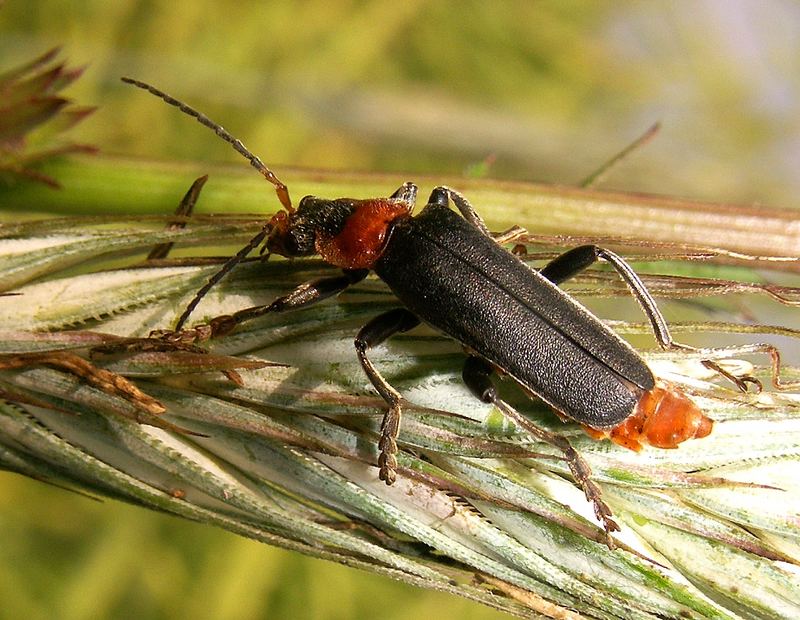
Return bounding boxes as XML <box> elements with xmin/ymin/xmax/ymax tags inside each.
<box><xmin>2</xmin><ymin>2</ymin><xmax>800</xmax><ymax>619</ymax></box>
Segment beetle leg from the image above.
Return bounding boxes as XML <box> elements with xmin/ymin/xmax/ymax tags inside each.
<box><xmin>539</xmin><ymin>244</ymin><xmax>682</xmax><ymax>351</ymax></box>
<box><xmin>492</xmin><ymin>225</ymin><xmax>528</xmax><ymax>245</ymax></box>
<box><xmin>156</xmin><ymin>269</ymin><xmax>369</xmax><ymax>344</ymax></box>
<box><xmin>389</xmin><ymin>181</ymin><xmax>418</xmax><ymax>207</ymax></box>
<box><xmin>429</xmin><ymin>186</ymin><xmax>491</xmax><ymax>237</ymax></box>
<box><xmin>354</xmin><ymin>308</ymin><xmax>421</xmax><ymax>484</ymax></box>
<box><xmin>462</xmin><ymin>355</ymin><xmax>620</xmax><ymax>544</ymax></box>
<box><xmin>430</xmin><ymin>186</ymin><xmax>528</xmax><ymax>245</ymax></box>
<box><xmin>540</xmin><ymin>246</ymin><xmax>766</xmax><ymax>391</ymax></box>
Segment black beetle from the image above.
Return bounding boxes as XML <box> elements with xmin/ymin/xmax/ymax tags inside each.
<box><xmin>122</xmin><ymin>77</ymin><xmax>714</xmax><ymax>537</ymax></box>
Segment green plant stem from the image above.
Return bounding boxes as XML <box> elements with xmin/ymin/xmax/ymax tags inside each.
<box><xmin>2</xmin><ymin>155</ymin><xmax>799</xmax><ymax>266</ymax></box>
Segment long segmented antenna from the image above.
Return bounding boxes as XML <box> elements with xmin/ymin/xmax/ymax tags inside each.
<box><xmin>121</xmin><ymin>76</ymin><xmax>292</xmax><ymax>330</ymax></box>
<box><xmin>121</xmin><ymin>77</ymin><xmax>292</xmax><ymax>211</ymax></box>
<box><xmin>174</xmin><ymin>223</ymin><xmax>273</xmax><ymax>331</ymax></box>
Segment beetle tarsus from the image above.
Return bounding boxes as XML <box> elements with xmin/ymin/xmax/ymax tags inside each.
<box><xmin>701</xmin><ymin>359</ymin><xmax>763</xmax><ymax>393</ymax></box>
<box><xmin>378</xmin><ymin>403</ymin><xmax>402</xmax><ymax>484</ymax></box>
<box><xmin>551</xmin><ymin>434</ymin><xmax>620</xmax><ymax>540</ymax></box>
<box><xmin>355</xmin><ymin>309</ymin><xmax>421</xmax><ymax>484</ymax></box>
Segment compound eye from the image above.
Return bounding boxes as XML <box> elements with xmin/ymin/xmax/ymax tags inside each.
<box><xmin>288</xmin><ymin>226</ymin><xmax>317</xmax><ymax>256</ymax></box>
<box><xmin>297</xmin><ymin>195</ymin><xmax>314</xmax><ymax>209</ymax></box>
<box><xmin>285</xmin><ymin>232</ymin><xmax>304</xmax><ymax>255</ymax></box>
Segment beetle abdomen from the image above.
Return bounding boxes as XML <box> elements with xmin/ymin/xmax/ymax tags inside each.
<box><xmin>583</xmin><ymin>381</ymin><xmax>713</xmax><ymax>450</ymax></box>
<box><xmin>374</xmin><ymin>204</ymin><xmax>655</xmax><ymax>428</ymax></box>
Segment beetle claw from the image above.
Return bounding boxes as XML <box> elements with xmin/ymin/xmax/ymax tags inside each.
<box><xmin>581</xmin><ymin>478</ymin><xmax>620</xmax><ymax>545</ymax></box>
<box><xmin>378</xmin><ymin>460</ymin><xmax>397</xmax><ymax>485</ymax></box>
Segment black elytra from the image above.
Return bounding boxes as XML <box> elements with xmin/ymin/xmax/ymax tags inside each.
<box><xmin>374</xmin><ymin>192</ymin><xmax>655</xmax><ymax>430</ymax></box>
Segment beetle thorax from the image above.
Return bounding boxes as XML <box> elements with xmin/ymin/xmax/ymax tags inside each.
<box><xmin>266</xmin><ymin>195</ymin><xmax>412</xmax><ymax>269</ymax></box>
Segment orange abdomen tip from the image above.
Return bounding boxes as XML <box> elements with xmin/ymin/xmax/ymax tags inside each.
<box><xmin>585</xmin><ymin>382</ymin><xmax>713</xmax><ymax>451</ymax></box>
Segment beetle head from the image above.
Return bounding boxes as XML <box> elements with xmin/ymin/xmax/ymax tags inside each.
<box><xmin>263</xmin><ymin>209</ymin><xmax>295</xmax><ymax>257</ymax></box>
<box><xmin>264</xmin><ymin>196</ymin><xmax>346</xmax><ymax>258</ymax></box>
